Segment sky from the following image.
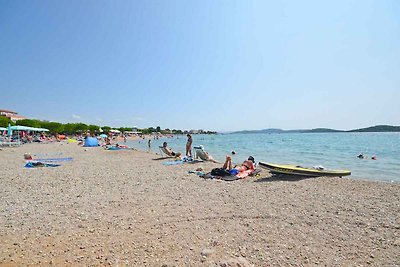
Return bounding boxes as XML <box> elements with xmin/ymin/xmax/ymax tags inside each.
<box><xmin>1</xmin><ymin>0</ymin><xmax>399</xmax><ymax>131</ymax></box>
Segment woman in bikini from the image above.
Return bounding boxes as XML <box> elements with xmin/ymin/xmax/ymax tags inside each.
<box><xmin>222</xmin><ymin>155</ymin><xmax>255</xmax><ymax>171</ymax></box>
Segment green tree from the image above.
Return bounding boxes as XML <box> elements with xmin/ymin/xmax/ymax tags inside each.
<box><xmin>63</xmin><ymin>123</ymin><xmax>75</xmax><ymax>134</ymax></box>
<box><xmin>118</xmin><ymin>127</ymin><xmax>127</xmax><ymax>133</ymax></box>
<box><xmin>138</xmin><ymin>128</ymin><xmax>149</xmax><ymax>134</ymax></box>
<box><xmin>41</xmin><ymin>121</ymin><xmax>64</xmax><ymax>133</ymax></box>
<box><xmin>102</xmin><ymin>126</ymin><xmax>111</xmax><ymax>132</ymax></box>
<box><xmin>16</xmin><ymin>119</ymin><xmax>41</xmax><ymax>128</ymax></box>
<box><xmin>0</xmin><ymin>116</ymin><xmax>13</xmax><ymax>127</ymax></box>
<box><xmin>88</xmin><ymin>124</ymin><xmax>100</xmax><ymax>133</ymax></box>
<box><xmin>156</xmin><ymin>126</ymin><xmax>161</xmax><ymax>132</ymax></box>
<box><xmin>73</xmin><ymin>123</ymin><xmax>89</xmax><ymax>133</ymax></box>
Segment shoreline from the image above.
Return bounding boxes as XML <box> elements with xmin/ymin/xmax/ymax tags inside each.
<box><xmin>0</xmin><ymin>142</ymin><xmax>399</xmax><ymax>266</ymax></box>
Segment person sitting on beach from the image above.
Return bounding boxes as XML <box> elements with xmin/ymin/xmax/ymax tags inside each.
<box><xmin>196</xmin><ymin>145</ymin><xmax>220</xmax><ymax>163</ymax></box>
<box><xmin>162</xmin><ymin>142</ymin><xmax>181</xmax><ymax>157</ymax></box>
<box><xmin>222</xmin><ymin>155</ymin><xmax>255</xmax><ymax>172</ymax></box>
<box><xmin>105</xmin><ymin>137</ymin><xmax>112</xmax><ymax>146</ymax></box>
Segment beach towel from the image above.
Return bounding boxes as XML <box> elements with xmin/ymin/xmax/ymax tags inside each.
<box><xmin>200</xmin><ymin>169</ymin><xmax>262</xmax><ymax>181</ymax></box>
<box><xmin>33</xmin><ymin>152</ymin><xmax>63</xmax><ymax>157</ymax></box>
<box><xmin>31</xmin><ymin>157</ymin><xmax>73</xmax><ymax>162</ymax></box>
<box><xmin>106</xmin><ymin>146</ymin><xmax>133</xmax><ymax>150</ymax></box>
<box><xmin>162</xmin><ymin>160</ymin><xmax>184</xmax><ymax>165</ymax></box>
<box><xmin>25</xmin><ymin>162</ymin><xmax>61</xmax><ymax>168</ymax></box>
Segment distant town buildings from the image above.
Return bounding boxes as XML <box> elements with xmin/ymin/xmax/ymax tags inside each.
<box><xmin>0</xmin><ymin>109</ymin><xmax>26</xmax><ymax>122</ymax></box>
<box><xmin>189</xmin><ymin>129</ymin><xmax>205</xmax><ymax>134</ymax></box>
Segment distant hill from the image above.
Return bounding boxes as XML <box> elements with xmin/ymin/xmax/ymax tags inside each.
<box><xmin>348</xmin><ymin>125</ymin><xmax>400</xmax><ymax>132</ymax></box>
<box><xmin>231</xmin><ymin>125</ymin><xmax>400</xmax><ymax>134</ymax></box>
<box><xmin>233</xmin><ymin>128</ymin><xmax>285</xmax><ymax>134</ymax></box>
<box><xmin>286</xmin><ymin>128</ymin><xmax>344</xmax><ymax>133</ymax></box>
<box><xmin>231</xmin><ymin>128</ymin><xmax>341</xmax><ymax>134</ymax></box>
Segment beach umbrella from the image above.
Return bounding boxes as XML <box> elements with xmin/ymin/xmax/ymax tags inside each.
<box><xmin>10</xmin><ymin>125</ymin><xmax>32</xmax><ymax>131</ymax></box>
<box><xmin>7</xmin><ymin>123</ymin><xmax>12</xmax><ymax>137</ymax></box>
<box><xmin>29</xmin><ymin>127</ymin><xmax>49</xmax><ymax>132</ymax></box>
<box><xmin>100</xmin><ymin>134</ymin><xmax>107</xmax><ymax>138</ymax></box>
<box><xmin>0</xmin><ymin>127</ymin><xmax>6</xmax><ymax>131</ymax></box>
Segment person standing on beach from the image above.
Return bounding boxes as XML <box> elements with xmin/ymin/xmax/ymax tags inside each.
<box><xmin>186</xmin><ymin>134</ymin><xmax>193</xmax><ymax>157</ymax></box>
<box><xmin>148</xmin><ymin>139</ymin><xmax>151</xmax><ymax>151</ymax></box>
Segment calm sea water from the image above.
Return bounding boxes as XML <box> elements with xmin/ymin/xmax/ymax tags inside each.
<box><xmin>126</xmin><ymin>133</ymin><xmax>400</xmax><ymax>182</ymax></box>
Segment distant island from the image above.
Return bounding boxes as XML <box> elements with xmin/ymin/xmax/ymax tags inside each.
<box><xmin>231</xmin><ymin>125</ymin><xmax>400</xmax><ymax>134</ymax></box>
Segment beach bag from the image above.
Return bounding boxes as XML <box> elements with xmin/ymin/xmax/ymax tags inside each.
<box><xmin>211</xmin><ymin>168</ymin><xmax>231</xmax><ymax>177</ymax></box>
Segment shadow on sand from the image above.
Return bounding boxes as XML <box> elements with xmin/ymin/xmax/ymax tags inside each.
<box><xmin>255</xmin><ymin>173</ymin><xmax>319</xmax><ymax>183</ymax></box>
<box><xmin>152</xmin><ymin>157</ymin><xmax>172</xmax><ymax>161</ymax></box>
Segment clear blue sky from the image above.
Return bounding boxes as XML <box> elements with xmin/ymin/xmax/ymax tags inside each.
<box><xmin>1</xmin><ymin>0</ymin><xmax>399</xmax><ymax>131</ymax></box>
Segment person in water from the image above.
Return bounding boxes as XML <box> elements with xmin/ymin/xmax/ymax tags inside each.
<box><xmin>222</xmin><ymin>155</ymin><xmax>255</xmax><ymax>172</ymax></box>
<box><xmin>186</xmin><ymin>134</ymin><xmax>193</xmax><ymax>157</ymax></box>
<box><xmin>162</xmin><ymin>142</ymin><xmax>181</xmax><ymax>157</ymax></box>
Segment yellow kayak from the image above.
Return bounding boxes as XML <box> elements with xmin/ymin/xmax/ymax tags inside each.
<box><xmin>259</xmin><ymin>162</ymin><xmax>351</xmax><ymax>177</ymax></box>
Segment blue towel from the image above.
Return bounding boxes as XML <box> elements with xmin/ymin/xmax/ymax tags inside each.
<box><xmin>162</xmin><ymin>161</ymin><xmax>184</xmax><ymax>165</ymax></box>
<box><xmin>25</xmin><ymin>162</ymin><xmax>60</xmax><ymax>168</ymax></box>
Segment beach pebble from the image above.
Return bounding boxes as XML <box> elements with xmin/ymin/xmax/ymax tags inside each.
<box><xmin>201</xmin><ymin>248</ymin><xmax>215</xmax><ymax>257</ymax></box>
<box><xmin>220</xmin><ymin>257</ymin><xmax>252</xmax><ymax>267</ymax></box>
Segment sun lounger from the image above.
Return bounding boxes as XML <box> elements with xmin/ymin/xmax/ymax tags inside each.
<box><xmin>0</xmin><ymin>140</ymin><xmax>21</xmax><ymax>147</ymax></box>
<box><xmin>159</xmin><ymin>146</ymin><xmax>181</xmax><ymax>158</ymax></box>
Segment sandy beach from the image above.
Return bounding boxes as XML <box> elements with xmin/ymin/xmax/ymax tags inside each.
<box><xmin>0</xmin><ymin>142</ymin><xmax>399</xmax><ymax>266</ymax></box>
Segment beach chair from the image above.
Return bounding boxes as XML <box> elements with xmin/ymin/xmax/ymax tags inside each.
<box><xmin>159</xmin><ymin>146</ymin><xmax>173</xmax><ymax>157</ymax></box>
<box><xmin>0</xmin><ymin>140</ymin><xmax>21</xmax><ymax>147</ymax></box>
<box><xmin>159</xmin><ymin>146</ymin><xmax>181</xmax><ymax>158</ymax></box>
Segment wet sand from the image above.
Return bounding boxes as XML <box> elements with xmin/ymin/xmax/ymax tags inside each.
<box><xmin>0</xmin><ymin>142</ymin><xmax>399</xmax><ymax>266</ymax></box>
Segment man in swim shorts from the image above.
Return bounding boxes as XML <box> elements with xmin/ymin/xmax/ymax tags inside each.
<box><xmin>163</xmin><ymin>142</ymin><xmax>181</xmax><ymax>157</ymax></box>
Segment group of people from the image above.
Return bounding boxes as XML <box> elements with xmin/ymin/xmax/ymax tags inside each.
<box><xmin>161</xmin><ymin>134</ymin><xmax>256</xmax><ymax>174</ymax></box>
<box><xmin>357</xmin><ymin>153</ymin><xmax>377</xmax><ymax>160</ymax></box>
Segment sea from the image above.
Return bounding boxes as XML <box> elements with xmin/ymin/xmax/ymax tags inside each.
<box><xmin>125</xmin><ymin>133</ymin><xmax>400</xmax><ymax>183</ymax></box>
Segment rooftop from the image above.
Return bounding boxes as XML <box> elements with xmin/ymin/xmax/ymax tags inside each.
<box><xmin>0</xmin><ymin>109</ymin><xmax>18</xmax><ymax>114</ymax></box>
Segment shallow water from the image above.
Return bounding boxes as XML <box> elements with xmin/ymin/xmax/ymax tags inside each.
<box><xmin>126</xmin><ymin>133</ymin><xmax>400</xmax><ymax>182</ymax></box>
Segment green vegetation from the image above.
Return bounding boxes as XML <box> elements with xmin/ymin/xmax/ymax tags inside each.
<box><xmin>0</xmin><ymin>116</ymin><xmax>14</xmax><ymax>127</ymax></box>
<box><xmin>10</xmin><ymin>118</ymin><xmax>216</xmax><ymax>135</ymax></box>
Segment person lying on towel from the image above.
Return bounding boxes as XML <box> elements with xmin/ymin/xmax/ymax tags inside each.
<box><xmin>210</xmin><ymin>156</ymin><xmax>256</xmax><ymax>179</ymax></box>
<box><xmin>222</xmin><ymin>155</ymin><xmax>255</xmax><ymax>172</ymax></box>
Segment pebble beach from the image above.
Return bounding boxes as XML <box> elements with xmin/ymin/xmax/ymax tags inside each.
<box><xmin>0</xmin><ymin>141</ymin><xmax>399</xmax><ymax>266</ymax></box>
